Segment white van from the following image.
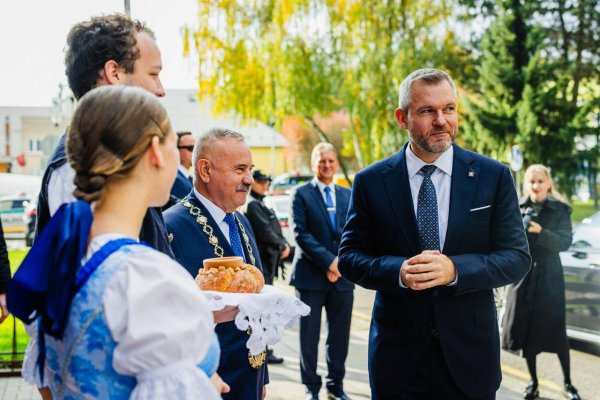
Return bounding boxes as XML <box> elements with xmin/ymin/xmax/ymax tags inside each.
<box><xmin>0</xmin><ymin>172</ymin><xmax>42</xmax><ymax>197</ymax></box>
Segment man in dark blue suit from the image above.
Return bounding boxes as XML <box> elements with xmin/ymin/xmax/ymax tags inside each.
<box><xmin>290</xmin><ymin>143</ymin><xmax>354</xmax><ymax>400</ymax></box>
<box><xmin>338</xmin><ymin>68</ymin><xmax>531</xmax><ymax>400</ymax></box>
<box><xmin>164</xmin><ymin>128</ymin><xmax>268</xmax><ymax>400</ymax></box>
<box><xmin>169</xmin><ymin>131</ymin><xmax>194</xmax><ymax>201</ymax></box>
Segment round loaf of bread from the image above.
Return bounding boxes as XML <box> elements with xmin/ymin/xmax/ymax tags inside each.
<box><xmin>196</xmin><ymin>257</ymin><xmax>265</xmax><ymax>293</ymax></box>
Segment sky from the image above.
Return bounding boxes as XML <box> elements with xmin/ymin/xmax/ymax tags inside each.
<box><xmin>0</xmin><ymin>0</ymin><xmax>199</xmax><ymax>106</ymax></box>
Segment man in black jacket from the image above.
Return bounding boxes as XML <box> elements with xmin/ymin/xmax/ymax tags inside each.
<box><xmin>0</xmin><ymin>218</ymin><xmax>10</xmax><ymax>324</ymax></box>
<box><xmin>245</xmin><ymin>169</ymin><xmax>289</xmax><ymax>364</ymax></box>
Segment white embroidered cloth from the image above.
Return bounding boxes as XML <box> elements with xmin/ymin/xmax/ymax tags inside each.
<box><xmin>203</xmin><ymin>285</ymin><xmax>310</xmax><ymax>355</ymax></box>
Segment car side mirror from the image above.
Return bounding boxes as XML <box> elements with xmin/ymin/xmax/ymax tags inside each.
<box><xmin>572</xmin><ymin>251</ymin><xmax>588</xmax><ymax>260</ymax></box>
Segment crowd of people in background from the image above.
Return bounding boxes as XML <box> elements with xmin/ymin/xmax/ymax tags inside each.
<box><xmin>0</xmin><ymin>11</ymin><xmax>585</xmax><ymax>400</ymax></box>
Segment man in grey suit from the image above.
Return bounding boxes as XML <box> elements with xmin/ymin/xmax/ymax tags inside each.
<box><xmin>289</xmin><ymin>143</ymin><xmax>354</xmax><ymax>400</ymax></box>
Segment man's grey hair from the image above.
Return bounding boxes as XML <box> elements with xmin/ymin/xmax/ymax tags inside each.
<box><xmin>398</xmin><ymin>68</ymin><xmax>457</xmax><ymax>113</ymax></box>
<box><xmin>192</xmin><ymin>127</ymin><xmax>245</xmax><ymax>182</ymax></box>
<box><xmin>310</xmin><ymin>142</ymin><xmax>337</xmax><ymax>166</ymax></box>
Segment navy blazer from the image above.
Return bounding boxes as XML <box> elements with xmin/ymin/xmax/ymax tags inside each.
<box><xmin>290</xmin><ymin>181</ymin><xmax>354</xmax><ymax>292</ymax></box>
<box><xmin>170</xmin><ymin>169</ymin><xmax>193</xmax><ymax>201</ymax></box>
<box><xmin>338</xmin><ymin>144</ymin><xmax>530</xmax><ymax>399</ymax></box>
<box><xmin>163</xmin><ymin>193</ymin><xmax>267</xmax><ymax>400</ymax></box>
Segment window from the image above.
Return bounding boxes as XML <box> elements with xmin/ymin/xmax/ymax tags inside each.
<box><xmin>28</xmin><ymin>139</ymin><xmax>41</xmax><ymax>153</ymax></box>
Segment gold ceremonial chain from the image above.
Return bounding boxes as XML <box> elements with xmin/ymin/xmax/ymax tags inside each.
<box><xmin>248</xmin><ymin>351</ymin><xmax>267</xmax><ymax>369</ymax></box>
<box><xmin>182</xmin><ymin>198</ymin><xmax>224</xmax><ymax>257</ymax></box>
<box><xmin>181</xmin><ymin>198</ymin><xmax>256</xmax><ymax>266</ymax></box>
<box><xmin>182</xmin><ymin>198</ymin><xmax>266</xmax><ymax>368</ymax></box>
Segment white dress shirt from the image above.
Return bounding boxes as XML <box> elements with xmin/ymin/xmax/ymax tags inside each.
<box><xmin>194</xmin><ymin>188</ymin><xmax>233</xmax><ymax>245</ymax></box>
<box><xmin>48</xmin><ymin>163</ymin><xmax>77</xmax><ymax>216</ymax></box>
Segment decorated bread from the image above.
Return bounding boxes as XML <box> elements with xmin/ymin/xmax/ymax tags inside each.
<box><xmin>196</xmin><ymin>256</ymin><xmax>265</xmax><ymax>293</ymax></box>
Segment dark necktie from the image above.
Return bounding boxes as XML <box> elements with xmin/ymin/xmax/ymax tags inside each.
<box><xmin>187</xmin><ymin>175</ymin><xmax>193</xmax><ymax>185</ymax></box>
<box><xmin>224</xmin><ymin>213</ymin><xmax>245</xmax><ymax>261</ymax></box>
<box><xmin>324</xmin><ymin>186</ymin><xmax>336</xmax><ymax>230</ymax></box>
<box><xmin>417</xmin><ymin>165</ymin><xmax>440</xmax><ymax>250</ymax></box>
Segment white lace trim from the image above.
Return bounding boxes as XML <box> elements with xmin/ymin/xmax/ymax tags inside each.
<box><xmin>22</xmin><ymin>323</ymin><xmax>46</xmax><ymax>387</ymax></box>
<box><xmin>203</xmin><ymin>285</ymin><xmax>310</xmax><ymax>355</ymax></box>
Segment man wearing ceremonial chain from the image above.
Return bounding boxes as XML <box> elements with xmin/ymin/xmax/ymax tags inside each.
<box><xmin>164</xmin><ymin>127</ymin><xmax>268</xmax><ymax>400</ymax></box>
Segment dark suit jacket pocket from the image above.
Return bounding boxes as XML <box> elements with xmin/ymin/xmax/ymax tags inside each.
<box><xmin>468</xmin><ymin>205</ymin><xmax>492</xmax><ymax>230</ymax></box>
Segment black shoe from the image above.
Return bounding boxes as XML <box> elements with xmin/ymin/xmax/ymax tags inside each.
<box><xmin>266</xmin><ymin>349</ymin><xmax>284</xmax><ymax>364</ymax></box>
<box><xmin>305</xmin><ymin>390</ymin><xmax>319</xmax><ymax>400</ymax></box>
<box><xmin>327</xmin><ymin>390</ymin><xmax>351</xmax><ymax>400</ymax></box>
<box><xmin>564</xmin><ymin>383</ymin><xmax>581</xmax><ymax>400</ymax></box>
<box><xmin>523</xmin><ymin>381</ymin><xmax>539</xmax><ymax>400</ymax></box>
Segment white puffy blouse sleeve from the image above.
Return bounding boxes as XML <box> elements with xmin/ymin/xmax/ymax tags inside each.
<box><xmin>103</xmin><ymin>247</ymin><xmax>220</xmax><ymax>400</ymax></box>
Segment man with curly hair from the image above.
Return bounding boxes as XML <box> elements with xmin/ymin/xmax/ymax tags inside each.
<box><xmin>36</xmin><ymin>14</ymin><xmax>167</xmax><ymax>246</ymax></box>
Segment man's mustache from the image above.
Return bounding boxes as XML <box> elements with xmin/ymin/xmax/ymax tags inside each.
<box><xmin>236</xmin><ymin>184</ymin><xmax>251</xmax><ymax>192</ymax></box>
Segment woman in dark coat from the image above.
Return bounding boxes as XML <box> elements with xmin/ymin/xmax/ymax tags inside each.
<box><xmin>502</xmin><ymin>164</ymin><xmax>580</xmax><ymax>400</ymax></box>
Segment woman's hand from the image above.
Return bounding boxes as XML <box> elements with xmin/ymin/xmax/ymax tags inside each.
<box><xmin>210</xmin><ymin>373</ymin><xmax>230</xmax><ymax>394</ymax></box>
<box><xmin>213</xmin><ymin>306</ymin><xmax>239</xmax><ymax>324</ymax></box>
<box><xmin>527</xmin><ymin>221</ymin><xmax>543</xmax><ymax>234</ymax></box>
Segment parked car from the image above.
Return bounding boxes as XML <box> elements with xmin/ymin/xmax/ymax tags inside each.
<box><xmin>0</xmin><ymin>193</ymin><xmax>37</xmax><ymax>246</ymax></box>
<box><xmin>263</xmin><ymin>194</ymin><xmax>295</xmax><ymax>249</ymax></box>
<box><xmin>560</xmin><ymin>211</ymin><xmax>600</xmax><ymax>345</ymax></box>
<box><xmin>269</xmin><ymin>173</ymin><xmax>312</xmax><ymax>195</ymax></box>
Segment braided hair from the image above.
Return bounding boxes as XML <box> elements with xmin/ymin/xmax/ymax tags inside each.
<box><xmin>66</xmin><ymin>85</ymin><xmax>171</xmax><ymax>204</ymax></box>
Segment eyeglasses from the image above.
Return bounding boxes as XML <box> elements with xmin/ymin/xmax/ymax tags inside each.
<box><xmin>177</xmin><ymin>145</ymin><xmax>194</xmax><ymax>152</ymax></box>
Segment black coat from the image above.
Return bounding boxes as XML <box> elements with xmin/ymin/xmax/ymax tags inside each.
<box><xmin>502</xmin><ymin>197</ymin><xmax>572</xmax><ymax>356</ymax></box>
<box><xmin>0</xmin><ymin>218</ymin><xmax>10</xmax><ymax>293</ymax></box>
<box><xmin>244</xmin><ymin>191</ymin><xmax>287</xmax><ymax>284</ymax></box>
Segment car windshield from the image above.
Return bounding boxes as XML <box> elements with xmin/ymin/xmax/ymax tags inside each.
<box><xmin>0</xmin><ymin>199</ymin><xmax>27</xmax><ymax>211</ymax></box>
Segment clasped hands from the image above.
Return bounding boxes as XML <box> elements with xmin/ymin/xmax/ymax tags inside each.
<box><xmin>400</xmin><ymin>250</ymin><xmax>456</xmax><ymax>290</ymax></box>
<box><xmin>327</xmin><ymin>257</ymin><xmax>341</xmax><ymax>283</ymax></box>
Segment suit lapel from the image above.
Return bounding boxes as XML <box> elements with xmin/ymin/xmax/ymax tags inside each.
<box><xmin>334</xmin><ymin>186</ymin><xmax>347</xmax><ymax>234</ymax></box>
<box><xmin>443</xmin><ymin>145</ymin><xmax>479</xmax><ymax>253</ymax></box>
<box><xmin>382</xmin><ymin>145</ymin><xmax>420</xmax><ymax>255</ymax></box>
<box><xmin>233</xmin><ymin>211</ymin><xmax>255</xmax><ymax>265</ymax></box>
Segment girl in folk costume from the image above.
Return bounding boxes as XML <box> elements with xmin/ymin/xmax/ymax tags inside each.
<box><xmin>9</xmin><ymin>85</ymin><xmax>226</xmax><ymax>399</ymax></box>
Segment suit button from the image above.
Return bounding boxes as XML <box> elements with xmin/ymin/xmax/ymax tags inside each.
<box><xmin>433</xmin><ymin>290</ymin><xmax>439</xmax><ymax>296</ymax></box>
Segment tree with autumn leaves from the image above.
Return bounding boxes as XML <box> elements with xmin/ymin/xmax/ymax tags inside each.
<box><xmin>184</xmin><ymin>0</ymin><xmax>600</xmax><ymax>197</ymax></box>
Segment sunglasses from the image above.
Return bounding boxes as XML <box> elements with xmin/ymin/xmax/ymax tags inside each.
<box><xmin>177</xmin><ymin>145</ymin><xmax>194</xmax><ymax>152</ymax></box>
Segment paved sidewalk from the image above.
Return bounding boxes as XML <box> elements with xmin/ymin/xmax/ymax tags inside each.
<box><xmin>0</xmin><ymin>377</ymin><xmax>39</xmax><ymax>400</ymax></box>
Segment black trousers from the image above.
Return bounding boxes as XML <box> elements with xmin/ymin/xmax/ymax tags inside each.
<box><xmin>373</xmin><ymin>335</ymin><xmax>495</xmax><ymax>400</ymax></box>
<box><xmin>297</xmin><ymin>288</ymin><xmax>354</xmax><ymax>394</ymax></box>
